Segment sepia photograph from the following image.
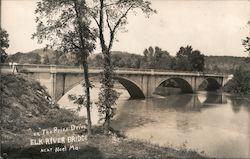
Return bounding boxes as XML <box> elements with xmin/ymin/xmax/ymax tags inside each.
<box><xmin>0</xmin><ymin>0</ymin><xmax>250</xmax><ymax>158</ymax></box>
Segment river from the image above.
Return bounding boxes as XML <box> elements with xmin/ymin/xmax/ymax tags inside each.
<box><xmin>58</xmin><ymin>83</ymin><xmax>250</xmax><ymax>158</ymax></box>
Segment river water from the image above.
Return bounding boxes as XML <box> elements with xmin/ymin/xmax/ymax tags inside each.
<box><xmin>58</xmin><ymin>83</ymin><xmax>250</xmax><ymax>158</ymax></box>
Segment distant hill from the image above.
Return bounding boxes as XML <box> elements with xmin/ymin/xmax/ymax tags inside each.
<box><xmin>204</xmin><ymin>56</ymin><xmax>250</xmax><ymax>73</ymax></box>
<box><xmin>5</xmin><ymin>48</ymin><xmax>250</xmax><ymax>73</ymax></box>
<box><xmin>6</xmin><ymin>51</ymin><xmax>42</xmax><ymax>64</ymax></box>
<box><xmin>6</xmin><ymin>49</ymin><xmax>79</xmax><ymax>66</ymax></box>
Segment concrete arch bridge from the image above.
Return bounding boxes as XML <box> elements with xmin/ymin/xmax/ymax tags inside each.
<box><xmin>1</xmin><ymin>64</ymin><xmax>231</xmax><ymax>101</ymax></box>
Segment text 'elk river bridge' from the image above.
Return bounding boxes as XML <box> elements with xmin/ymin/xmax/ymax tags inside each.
<box><xmin>1</xmin><ymin>64</ymin><xmax>231</xmax><ymax>101</ymax></box>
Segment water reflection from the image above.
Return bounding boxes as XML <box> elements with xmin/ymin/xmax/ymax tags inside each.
<box><xmin>113</xmin><ymin>92</ymin><xmax>228</xmax><ymax>131</ymax></box>
<box><xmin>151</xmin><ymin>94</ymin><xmax>202</xmax><ymax>112</ymax></box>
<box><xmin>228</xmin><ymin>95</ymin><xmax>250</xmax><ymax>113</ymax></box>
<box><xmin>203</xmin><ymin>92</ymin><xmax>227</xmax><ymax>104</ymax></box>
<box><xmin>151</xmin><ymin>92</ymin><xmax>228</xmax><ymax>112</ymax></box>
<box><xmin>112</xmin><ymin>92</ymin><xmax>250</xmax><ymax>158</ymax></box>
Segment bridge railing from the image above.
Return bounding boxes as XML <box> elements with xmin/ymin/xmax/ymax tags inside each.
<box><xmin>0</xmin><ymin>63</ymin><xmax>225</xmax><ymax>76</ymax></box>
<box><xmin>114</xmin><ymin>67</ymin><xmax>224</xmax><ymax>75</ymax></box>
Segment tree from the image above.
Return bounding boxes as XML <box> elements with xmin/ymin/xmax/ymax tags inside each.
<box><xmin>0</xmin><ymin>28</ymin><xmax>9</xmax><ymax>63</ymax></box>
<box><xmin>212</xmin><ymin>65</ymin><xmax>221</xmax><ymax>73</ymax></box>
<box><xmin>27</xmin><ymin>52</ymin><xmax>42</xmax><ymax>64</ymax></box>
<box><xmin>242</xmin><ymin>37</ymin><xmax>250</xmax><ymax>55</ymax></box>
<box><xmin>175</xmin><ymin>45</ymin><xmax>204</xmax><ymax>71</ymax></box>
<box><xmin>58</xmin><ymin>54</ymin><xmax>69</xmax><ymax>65</ymax></box>
<box><xmin>42</xmin><ymin>54</ymin><xmax>50</xmax><ymax>64</ymax></box>
<box><xmin>89</xmin><ymin>0</ymin><xmax>155</xmax><ymax>134</ymax></box>
<box><xmin>142</xmin><ymin>46</ymin><xmax>172</xmax><ymax>69</ymax></box>
<box><xmin>175</xmin><ymin>46</ymin><xmax>192</xmax><ymax>71</ymax></box>
<box><xmin>224</xmin><ymin>65</ymin><xmax>250</xmax><ymax>94</ymax></box>
<box><xmin>33</xmin><ymin>0</ymin><xmax>96</xmax><ymax>135</ymax></box>
<box><xmin>189</xmin><ymin>50</ymin><xmax>204</xmax><ymax>71</ymax></box>
<box><xmin>90</xmin><ymin>54</ymin><xmax>104</xmax><ymax>67</ymax></box>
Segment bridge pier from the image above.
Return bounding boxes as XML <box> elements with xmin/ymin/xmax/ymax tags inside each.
<box><xmin>49</xmin><ymin>73</ymin><xmax>56</xmax><ymax>100</ymax></box>
<box><xmin>190</xmin><ymin>77</ymin><xmax>197</xmax><ymax>92</ymax></box>
<box><xmin>140</xmin><ymin>75</ymin><xmax>156</xmax><ymax>98</ymax></box>
<box><xmin>50</xmin><ymin>73</ymin><xmax>67</xmax><ymax>101</ymax></box>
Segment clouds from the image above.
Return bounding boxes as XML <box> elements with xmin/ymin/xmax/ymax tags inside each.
<box><xmin>2</xmin><ymin>0</ymin><xmax>250</xmax><ymax>56</ymax></box>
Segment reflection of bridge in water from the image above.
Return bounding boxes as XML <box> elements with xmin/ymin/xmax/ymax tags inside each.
<box><xmin>150</xmin><ymin>93</ymin><xmax>227</xmax><ymax>112</ymax></box>
<box><xmin>1</xmin><ymin>64</ymin><xmax>231</xmax><ymax>101</ymax></box>
<box><xmin>112</xmin><ymin>93</ymin><xmax>228</xmax><ymax>131</ymax></box>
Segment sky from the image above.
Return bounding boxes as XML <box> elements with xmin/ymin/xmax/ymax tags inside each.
<box><xmin>1</xmin><ymin>0</ymin><xmax>250</xmax><ymax>57</ymax></box>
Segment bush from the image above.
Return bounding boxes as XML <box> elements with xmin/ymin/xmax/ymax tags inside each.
<box><xmin>224</xmin><ymin>66</ymin><xmax>250</xmax><ymax>94</ymax></box>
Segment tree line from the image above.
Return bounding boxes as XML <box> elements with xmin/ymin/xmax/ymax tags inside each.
<box><xmin>89</xmin><ymin>45</ymin><xmax>205</xmax><ymax>72</ymax></box>
<box><xmin>5</xmin><ymin>48</ymin><xmax>250</xmax><ymax>74</ymax></box>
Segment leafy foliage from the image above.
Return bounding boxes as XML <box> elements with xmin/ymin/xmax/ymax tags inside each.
<box><xmin>33</xmin><ymin>0</ymin><xmax>95</xmax><ymax>57</ymax></box>
<box><xmin>242</xmin><ymin>37</ymin><xmax>250</xmax><ymax>56</ymax></box>
<box><xmin>224</xmin><ymin>65</ymin><xmax>250</xmax><ymax>94</ymax></box>
<box><xmin>141</xmin><ymin>46</ymin><xmax>173</xmax><ymax>69</ymax></box>
<box><xmin>0</xmin><ymin>28</ymin><xmax>9</xmax><ymax>63</ymax></box>
<box><xmin>174</xmin><ymin>45</ymin><xmax>205</xmax><ymax>71</ymax></box>
<box><xmin>96</xmin><ymin>64</ymin><xmax>120</xmax><ymax>124</ymax></box>
<box><xmin>96</xmin><ymin>58</ymin><xmax>120</xmax><ymax>134</ymax></box>
<box><xmin>140</xmin><ymin>45</ymin><xmax>205</xmax><ymax>71</ymax></box>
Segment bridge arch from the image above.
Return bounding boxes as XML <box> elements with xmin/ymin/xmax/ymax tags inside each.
<box><xmin>156</xmin><ymin>77</ymin><xmax>193</xmax><ymax>93</ymax></box>
<box><xmin>198</xmin><ymin>77</ymin><xmax>221</xmax><ymax>91</ymax></box>
<box><xmin>114</xmin><ymin>76</ymin><xmax>145</xmax><ymax>99</ymax></box>
<box><xmin>56</xmin><ymin>75</ymin><xmax>145</xmax><ymax>102</ymax></box>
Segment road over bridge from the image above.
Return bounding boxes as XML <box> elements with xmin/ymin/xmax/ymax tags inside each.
<box><xmin>1</xmin><ymin>64</ymin><xmax>231</xmax><ymax>101</ymax></box>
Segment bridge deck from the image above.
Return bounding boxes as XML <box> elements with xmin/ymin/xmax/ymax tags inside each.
<box><xmin>0</xmin><ymin>63</ymin><xmax>225</xmax><ymax>78</ymax></box>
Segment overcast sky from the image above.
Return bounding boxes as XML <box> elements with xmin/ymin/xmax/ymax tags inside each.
<box><xmin>1</xmin><ymin>0</ymin><xmax>250</xmax><ymax>56</ymax></box>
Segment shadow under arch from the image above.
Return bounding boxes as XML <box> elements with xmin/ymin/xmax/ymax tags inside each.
<box><xmin>114</xmin><ymin>76</ymin><xmax>145</xmax><ymax>99</ymax></box>
<box><xmin>57</xmin><ymin>75</ymin><xmax>145</xmax><ymax>102</ymax></box>
<box><xmin>157</xmin><ymin>77</ymin><xmax>193</xmax><ymax>93</ymax></box>
<box><xmin>199</xmin><ymin>77</ymin><xmax>221</xmax><ymax>91</ymax></box>
<box><xmin>57</xmin><ymin>76</ymin><xmax>100</xmax><ymax>102</ymax></box>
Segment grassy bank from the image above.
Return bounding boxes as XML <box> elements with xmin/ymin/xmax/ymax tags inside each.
<box><xmin>2</xmin><ymin>132</ymin><xmax>208</xmax><ymax>159</ymax></box>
